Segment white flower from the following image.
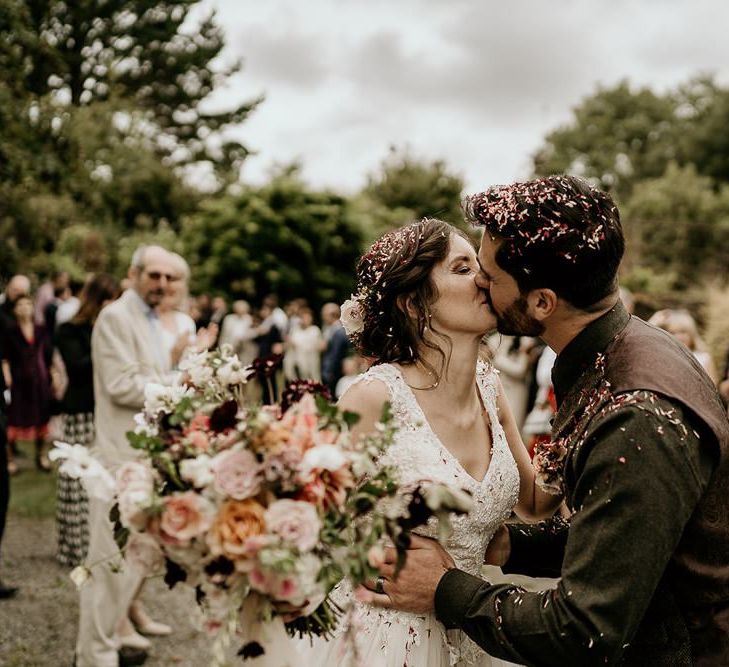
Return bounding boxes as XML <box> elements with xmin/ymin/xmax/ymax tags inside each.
<box><xmin>340</xmin><ymin>297</ymin><xmax>365</xmax><ymax>336</ymax></box>
<box><xmin>179</xmin><ymin>351</ymin><xmax>215</xmax><ymax>387</ymax></box>
<box><xmin>300</xmin><ymin>445</ymin><xmax>348</xmax><ymax>475</ymax></box>
<box><xmin>118</xmin><ymin>481</ymin><xmax>154</xmax><ymax>531</ymax></box>
<box><xmin>216</xmin><ymin>360</ymin><xmax>251</xmax><ymax>387</ymax></box>
<box><xmin>144</xmin><ymin>382</ymin><xmax>194</xmax><ymax>415</ymax></box>
<box><xmin>179</xmin><ymin>455</ymin><xmax>214</xmax><ymax>488</ymax></box>
<box><xmin>70</xmin><ymin>565</ymin><xmax>91</xmax><ymax>589</ymax></box>
<box><xmin>49</xmin><ymin>442</ymin><xmax>117</xmax><ymax>502</ymax></box>
<box><xmin>133</xmin><ymin>412</ymin><xmax>158</xmax><ymax>437</ymax></box>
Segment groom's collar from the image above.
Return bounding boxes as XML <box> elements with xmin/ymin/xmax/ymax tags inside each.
<box><xmin>551</xmin><ymin>300</ymin><xmax>631</xmax><ymax>406</ymax></box>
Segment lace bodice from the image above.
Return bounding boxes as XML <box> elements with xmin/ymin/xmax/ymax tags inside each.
<box><xmin>328</xmin><ymin>361</ymin><xmax>521</xmax><ymax>665</ymax></box>
<box><xmin>360</xmin><ymin>361</ymin><xmax>520</xmax><ymax>576</ymax></box>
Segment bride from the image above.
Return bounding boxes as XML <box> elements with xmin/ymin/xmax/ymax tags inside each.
<box><xmin>299</xmin><ymin>218</ymin><xmax>562</xmax><ymax>666</ymax></box>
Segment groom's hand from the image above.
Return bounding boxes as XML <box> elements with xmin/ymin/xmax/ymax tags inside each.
<box><xmin>357</xmin><ymin>535</ymin><xmax>455</xmax><ymax>614</ymax></box>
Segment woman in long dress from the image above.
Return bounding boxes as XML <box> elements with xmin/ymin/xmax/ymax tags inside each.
<box><xmin>300</xmin><ymin>219</ymin><xmax>562</xmax><ymax>666</ymax></box>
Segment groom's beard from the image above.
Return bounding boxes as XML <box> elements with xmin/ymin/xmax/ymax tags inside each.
<box><xmin>493</xmin><ymin>294</ymin><xmax>545</xmax><ymax>337</ymax></box>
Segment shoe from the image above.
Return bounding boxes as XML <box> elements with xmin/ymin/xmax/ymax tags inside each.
<box><xmin>118</xmin><ymin>630</ymin><xmax>152</xmax><ymax>651</ymax></box>
<box><xmin>130</xmin><ymin>601</ymin><xmax>172</xmax><ymax>636</ymax></box>
<box><xmin>0</xmin><ymin>583</ymin><xmax>18</xmax><ymax>599</ymax></box>
<box><xmin>118</xmin><ymin>646</ymin><xmax>148</xmax><ymax>667</ymax></box>
<box><xmin>134</xmin><ymin>618</ymin><xmax>172</xmax><ymax>636</ymax></box>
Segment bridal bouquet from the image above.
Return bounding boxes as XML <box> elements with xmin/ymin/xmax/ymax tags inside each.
<box><xmin>52</xmin><ymin>347</ymin><xmax>472</xmax><ymax>665</ymax></box>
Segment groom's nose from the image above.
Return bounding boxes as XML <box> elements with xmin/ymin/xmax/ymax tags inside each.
<box><xmin>474</xmin><ymin>271</ymin><xmax>489</xmax><ymax>289</ymax></box>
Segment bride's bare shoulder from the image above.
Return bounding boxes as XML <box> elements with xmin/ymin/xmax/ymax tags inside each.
<box><xmin>337</xmin><ymin>372</ymin><xmax>390</xmax><ymax>426</ymax></box>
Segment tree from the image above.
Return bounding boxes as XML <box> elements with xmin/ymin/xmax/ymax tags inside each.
<box><xmin>621</xmin><ymin>162</ymin><xmax>729</xmax><ymax>289</ymax></box>
<box><xmin>362</xmin><ymin>148</ymin><xmax>466</xmax><ymax>237</ymax></box>
<box><xmin>182</xmin><ymin>169</ymin><xmax>364</xmax><ymax>306</ymax></box>
<box><xmin>0</xmin><ymin>0</ymin><xmax>256</xmax><ymax>279</ymax></box>
<box><xmin>532</xmin><ymin>81</ymin><xmax>681</xmax><ymax>197</ymax></box>
<box><xmin>18</xmin><ymin>0</ymin><xmax>260</xmax><ymax>179</ymax></box>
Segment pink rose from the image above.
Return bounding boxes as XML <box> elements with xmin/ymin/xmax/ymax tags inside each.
<box><xmin>116</xmin><ymin>461</ymin><xmax>154</xmax><ymax>495</ymax></box>
<box><xmin>211</xmin><ymin>449</ymin><xmax>262</xmax><ymax>500</ymax></box>
<box><xmin>264</xmin><ymin>499</ymin><xmax>321</xmax><ymax>552</ymax></box>
<box><xmin>125</xmin><ymin>532</ymin><xmax>164</xmax><ymax>573</ymax></box>
<box><xmin>158</xmin><ymin>491</ymin><xmax>214</xmax><ymax>546</ymax></box>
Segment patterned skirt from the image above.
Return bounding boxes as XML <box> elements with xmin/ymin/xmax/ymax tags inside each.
<box><xmin>56</xmin><ymin>412</ymin><xmax>94</xmax><ymax>568</ymax></box>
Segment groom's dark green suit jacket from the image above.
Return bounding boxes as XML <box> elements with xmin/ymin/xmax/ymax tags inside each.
<box><xmin>435</xmin><ymin>302</ymin><xmax>729</xmax><ymax>666</ymax></box>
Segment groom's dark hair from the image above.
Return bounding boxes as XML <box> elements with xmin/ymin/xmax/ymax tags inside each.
<box><xmin>465</xmin><ymin>175</ymin><xmax>624</xmax><ymax>310</ymax></box>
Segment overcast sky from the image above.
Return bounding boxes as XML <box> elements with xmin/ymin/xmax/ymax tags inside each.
<box><xmin>200</xmin><ymin>0</ymin><xmax>729</xmax><ymax>194</ymax></box>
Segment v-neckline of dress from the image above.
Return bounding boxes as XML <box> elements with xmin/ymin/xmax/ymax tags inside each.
<box><xmin>390</xmin><ymin>364</ymin><xmax>497</xmax><ymax>485</ymax></box>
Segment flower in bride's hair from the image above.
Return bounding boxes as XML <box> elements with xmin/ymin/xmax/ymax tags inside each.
<box><xmin>340</xmin><ymin>296</ymin><xmax>366</xmax><ymax>336</ymax></box>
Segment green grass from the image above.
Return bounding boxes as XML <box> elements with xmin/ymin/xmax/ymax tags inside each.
<box><xmin>7</xmin><ymin>440</ymin><xmax>57</xmax><ymax>519</ymax></box>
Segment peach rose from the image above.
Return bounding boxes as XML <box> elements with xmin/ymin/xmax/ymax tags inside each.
<box><xmin>207</xmin><ymin>499</ymin><xmax>266</xmax><ymax>562</ymax></box>
<box><xmin>158</xmin><ymin>491</ymin><xmax>215</xmax><ymax>546</ymax></box>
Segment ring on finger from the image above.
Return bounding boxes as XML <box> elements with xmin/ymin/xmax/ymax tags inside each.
<box><xmin>375</xmin><ymin>575</ymin><xmax>386</xmax><ymax>595</ymax></box>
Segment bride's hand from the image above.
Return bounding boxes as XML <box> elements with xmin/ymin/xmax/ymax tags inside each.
<box><xmin>484</xmin><ymin>524</ymin><xmax>511</xmax><ymax>567</ymax></box>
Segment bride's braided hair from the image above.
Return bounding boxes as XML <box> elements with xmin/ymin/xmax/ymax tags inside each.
<box><xmin>343</xmin><ymin>218</ymin><xmax>468</xmax><ymax>377</ymax></box>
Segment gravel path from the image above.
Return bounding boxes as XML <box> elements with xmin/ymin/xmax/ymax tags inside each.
<box><xmin>0</xmin><ymin>516</ymin><xmax>557</xmax><ymax>666</ymax></box>
<box><xmin>0</xmin><ymin>516</ymin><xmax>222</xmax><ymax>667</ymax></box>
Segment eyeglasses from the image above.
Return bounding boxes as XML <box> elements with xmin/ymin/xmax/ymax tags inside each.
<box><xmin>144</xmin><ymin>271</ymin><xmax>180</xmax><ymax>282</ymax></box>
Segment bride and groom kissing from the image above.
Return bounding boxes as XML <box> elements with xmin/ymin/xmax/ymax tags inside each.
<box><xmin>298</xmin><ymin>175</ymin><xmax>729</xmax><ymax>666</ymax></box>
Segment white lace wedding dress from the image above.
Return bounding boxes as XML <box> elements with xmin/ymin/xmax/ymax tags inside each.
<box><xmin>298</xmin><ymin>361</ymin><xmax>522</xmax><ymax>666</ymax></box>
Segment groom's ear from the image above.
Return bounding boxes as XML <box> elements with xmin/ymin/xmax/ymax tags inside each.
<box><xmin>527</xmin><ymin>288</ymin><xmax>558</xmax><ymax>320</ymax></box>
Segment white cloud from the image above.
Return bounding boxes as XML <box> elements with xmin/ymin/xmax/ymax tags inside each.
<box><xmin>203</xmin><ymin>0</ymin><xmax>729</xmax><ymax>193</ymax></box>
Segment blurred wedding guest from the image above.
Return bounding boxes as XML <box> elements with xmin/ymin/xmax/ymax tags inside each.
<box><xmin>0</xmin><ymin>275</ymin><xmax>31</xmax><ymax>331</ymax></box>
<box><xmin>194</xmin><ymin>293</ymin><xmax>212</xmax><ymax>329</ymax></box>
<box><xmin>76</xmin><ymin>245</ymin><xmax>177</xmax><ymax>667</ymax></box>
<box><xmin>282</xmin><ymin>298</ymin><xmax>304</xmax><ymax>380</ymax></box>
<box><xmin>0</xmin><ymin>326</ymin><xmax>17</xmax><ymax>598</ymax></box>
<box><xmin>288</xmin><ymin>306</ymin><xmax>322</xmax><ymax>380</ymax></box>
<box><xmin>219</xmin><ymin>300</ymin><xmax>257</xmax><ymax>364</ymax></box>
<box><xmin>2</xmin><ymin>295</ymin><xmax>53</xmax><ymax>474</ymax></box>
<box><xmin>34</xmin><ymin>270</ymin><xmax>69</xmax><ymax>326</ymax></box>
<box><xmin>159</xmin><ymin>253</ymin><xmax>196</xmax><ymax>368</ymax></box>
<box><xmin>254</xmin><ymin>305</ymin><xmax>284</xmax><ymax>404</ymax></box>
<box><xmin>263</xmin><ymin>293</ymin><xmax>288</xmax><ymax>333</ymax></box>
<box><xmin>487</xmin><ymin>334</ymin><xmax>535</xmax><ymax>430</ymax></box>
<box><xmin>209</xmin><ymin>295</ymin><xmax>228</xmax><ymax>328</ymax></box>
<box><xmin>321</xmin><ymin>302</ymin><xmax>350</xmax><ymax>395</ymax></box>
<box><xmin>159</xmin><ymin>254</ymin><xmax>217</xmax><ymax>370</ymax></box>
<box><xmin>335</xmin><ymin>355</ymin><xmax>362</xmax><ymax>399</ymax></box>
<box><xmin>651</xmin><ymin>309</ymin><xmax>719</xmax><ymax>383</ymax></box>
<box><xmin>55</xmin><ymin>278</ymin><xmax>83</xmax><ymax>327</ymax></box>
<box><xmin>55</xmin><ymin>274</ymin><xmax>120</xmax><ymax>568</ymax></box>
<box><xmin>522</xmin><ymin>344</ymin><xmax>557</xmax><ymax>455</ymax></box>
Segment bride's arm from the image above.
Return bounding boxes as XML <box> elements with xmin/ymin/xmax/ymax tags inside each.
<box><xmin>337</xmin><ymin>378</ymin><xmax>390</xmax><ymax>442</ymax></box>
<box><xmin>495</xmin><ymin>377</ymin><xmax>563</xmax><ymax>521</ymax></box>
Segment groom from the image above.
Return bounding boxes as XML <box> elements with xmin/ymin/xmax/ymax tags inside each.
<box><xmin>362</xmin><ymin>175</ymin><xmax>729</xmax><ymax>665</ymax></box>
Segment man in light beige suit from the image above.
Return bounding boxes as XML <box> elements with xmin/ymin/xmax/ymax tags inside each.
<box><xmin>76</xmin><ymin>246</ymin><xmax>176</xmax><ymax>667</ymax></box>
